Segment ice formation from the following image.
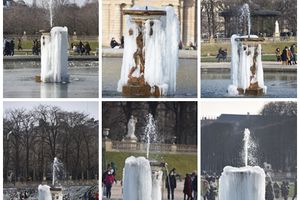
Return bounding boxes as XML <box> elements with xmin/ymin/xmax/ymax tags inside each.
<box><xmin>117</xmin><ymin>6</ymin><xmax>179</xmax><ymax>95</ymax></box>
<box><xmin>219</xmin><ymin>166</ymin><xmax>266</xmax><ymax>200</ymax></box>
<box><xmin>123</xmin><ymin>156</ymin><xmax>152</xmax><ymax>200</ymax></box>
<box><xmin>41</xmin><ymin>27</ymin><xmax>69</xmax><ymax>83</ymax></box>
<box><xmin>228</xmin><ymin>34</ymin><xmax>266</xmax><ymax>95</ymax></box>
<box><xmin>38</xmin><ymin>185</ymin><xmax>52</xmax><ymax>200</ymax></box>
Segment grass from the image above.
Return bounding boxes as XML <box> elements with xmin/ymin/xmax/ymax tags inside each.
<box><xmin>201</xmin><ymin>41</ymin><xmax>296</xmax><ymax>57</ymax></box>
<box><xmin>104</xmin><ymin>151</ymin><xmax>197</xmax><ymax>180</ymax></box>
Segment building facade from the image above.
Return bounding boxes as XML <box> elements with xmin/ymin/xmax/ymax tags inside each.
<box><xmin>102</xmin><ymin>0</ymin><xmax>197</xmax><ymax>47</ymax></box>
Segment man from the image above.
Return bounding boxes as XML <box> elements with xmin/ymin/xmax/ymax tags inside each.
<box><xmin>110</xmin><ymin>38</ymin><xmax>120</xmax><ymax>49</ymax></box>
<box><xmin>166</xmin><ymin>168</ymin><xmax>177</xmax><ymax>200</ymax></box>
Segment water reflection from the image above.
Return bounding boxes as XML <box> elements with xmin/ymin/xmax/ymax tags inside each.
<box><xmin>40</xmin><ymin>83</ymin><xmax>69</xmax><ymax>98</ymax></box>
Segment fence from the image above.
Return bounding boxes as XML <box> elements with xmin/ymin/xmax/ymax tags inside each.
<box><xmin>104</xmin><ymin>140</ymin><xmax>197</xmax><ymax>154</ymax></box>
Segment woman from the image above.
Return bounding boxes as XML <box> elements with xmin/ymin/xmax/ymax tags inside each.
<box><xmin>183</xmin><ymin>173</ymin><xmax>192</xmax><ymax>200</ymax></box>
<box><xmin>105</xmin><ymin>171</ymin><xmax>114</xmax><ymax>199</ymax></box>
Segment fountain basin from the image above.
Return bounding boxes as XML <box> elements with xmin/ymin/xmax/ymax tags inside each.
<box><xmin>219</xmin><ymin>166</ymin><xmax>266</xmax><ymax>200</ymax></box>
<box><xmin>201</xmin><ymin>69</ymin><xmax>296</xmax><ymax>98</ymax></box>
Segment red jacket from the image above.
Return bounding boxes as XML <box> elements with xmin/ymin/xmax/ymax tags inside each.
<box><xmin>105</xmin><ymin>174</ymin><xmax>114</xmax><ymax>186</ymax></box>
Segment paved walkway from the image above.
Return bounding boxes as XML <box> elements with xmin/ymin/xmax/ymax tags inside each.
<box><xmin>102</xmin><ymin>181</ymin><xmax>186</xmax><ymax>200</ymax></box>
<box><xmin>201</xmin><ymin>62</ymin><xmax>297</xmax><ymax>72</ymax></box>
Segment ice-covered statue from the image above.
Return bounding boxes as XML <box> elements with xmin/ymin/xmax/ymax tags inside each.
<box><xmin>126</xmin><ymin>115</ymin><xmax>137</xmax><ymax>140</ymax></box>
<box><xmin>117</xmin><ymin>6</ymin><xmax>179</xmax><ymax>97</ymax></box>
<box><xmin>40</xmin><ymin>27</ymin><xmax>69</xmax><ymax>83</ymax></box>
<box><xmin>227</xmin><ymin>4</ymin><xmax>266</xmax><ymax>96</ymax></box>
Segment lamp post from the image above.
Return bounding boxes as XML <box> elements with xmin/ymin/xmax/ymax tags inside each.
<box><xmin>102</xmin><ymin>128</ymin><xmax>111</xmax><ymax>174</ymax></box>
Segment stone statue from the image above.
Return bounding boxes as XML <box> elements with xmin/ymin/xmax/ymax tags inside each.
<box><xmin>126</xmin><ymin>115</ymin><xmax>138</xmax><ymax>140</ymax></box>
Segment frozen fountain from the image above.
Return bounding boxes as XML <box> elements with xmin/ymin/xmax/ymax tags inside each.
<box><xmin>38</xmin><ymin>157</ymin><xmax>63</xmax><ymax>200</ymax></box>
<box><xmin>123</xmin><ymin>114</ymin><xmax>165</xmax><ymax>200</ymax></box>
<box><xmin>38</xmin><ymin>0</ymin><xmax>69</xmax><ymax>83</ymax></box>
<box><xmin>117</xmin><ymin>6</ymin><xmax>179</xmax><ymax>97</ymax></box>
<box><xmin>227</xmin><ymin>4</ymin><xmax>266</xmax><ymax>96</ymax></box>
<box><xmin>218</xmin><ymin>128</ymin><xmax>266</xmax><ymax>200</ymax></box>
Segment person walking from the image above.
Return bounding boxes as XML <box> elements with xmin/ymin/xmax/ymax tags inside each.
<box><xmin>275</xmin><ymin>48</ymin><xmax>281</xmax><ymax>62</ymax></box>
<box><xmin>17</xmin><ymin>38</ymin><xmax>22</xmax><ymax>50</ymax></box>
<box><xmin>10</xmin><ymin>39</ymin><xmax>15</xmax><ymax>56</ymax></box>
<box><xmin>273</xmin><ymin>182</ymin><xmax>280</xmax><ymax>198</ymax></box>
<box><xmin>166</xmin><ymin>168</ymin><xmax>177</xmax><ymax>200</ymax></box>
<box><xmin>191</xmin><ymin>172</ymin><xmax>197</xmax><ymax>200</ymax></box>
<box><xmin>265</xmin><ymin>181</ymin><xmax>274</xmax><ymax>200</ymax></box>
<box><xmin>183</xmin><ymin>173</ymin><xmax>192</xmax><ymax>200</ymax></box>
<box><xmin>281</xmin><ymin>181</ymin><xmax>289</xmax><ymax>200</ymax></box>
<box><xmin>281</xmin><ymin>47</ymin><xmax>289</xmax><ymax>65</ymax></box>
<box><xmin>85</xmin><ymin>42</ymin><xmax>91</xmax><ymax>55</ymax></box>
<box><xmin>105</xmin><ymin>171</ymin><xmax>114</xmax><ymax>199</ymax></box>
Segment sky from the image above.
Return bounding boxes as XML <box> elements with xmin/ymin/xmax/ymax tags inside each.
<box><xmin>200</xmin><ymin>100</ymin><xmax>268</xmax><ymax>117</ymax></box>
<box><xmin>23</xmin><ymin>0</ymin><xmax>87</xmax><ymax>7</ymax></box>
<box><xmin>4</xmin><ymin>101</ymin><xmax>99</xmax><ymax>120</ymax></box>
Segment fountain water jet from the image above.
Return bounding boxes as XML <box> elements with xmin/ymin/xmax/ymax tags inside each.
<box><xmin>123</xmin><ymin>114</ymin><xmax>165</xmax><ymax>200</ymax></box>
<box><xmin>218</xmin><ymin>128</ymin><xmax>266</xmax><ymax>200</ymax></box>
<box><xmin>38</xmin><ymin>157</ymin><xmax>63</xmax><ymax>200</ymax></box>
<box><xmin>143</xmin><ymin>113</ymin><xmax>157</xmax><ymax>159</ymax></box>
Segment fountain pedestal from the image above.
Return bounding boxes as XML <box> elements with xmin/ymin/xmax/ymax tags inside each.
<box><xmin>123</xmin><ymin>83</ymin><xmax>160</xmax><ymax>97</ymax></box>
<box><xmin>50</xmin><ymin>187</ymin><xmax>63</xmax><ymax>200</ymax></box>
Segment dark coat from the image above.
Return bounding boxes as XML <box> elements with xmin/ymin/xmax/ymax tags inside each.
<box><xmin>266</xmin><ymin>183</ymin><xmax>274</xmax><ymax>200</ymax></box>
<box><xmin>166</xmin><ymin>173</ymin><xmax>177</xmax><ymax>189</ymax></box>
<box><xmin>183</xmin><ymin>176</ymin><xmax>192</xmax><ymax>196</ymax></box>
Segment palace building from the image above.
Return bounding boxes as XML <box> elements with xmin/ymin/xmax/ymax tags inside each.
<box><xmin>102</xmin><ymin>0</ymin><xmax>197</xmax><ymax>47</ymax></box>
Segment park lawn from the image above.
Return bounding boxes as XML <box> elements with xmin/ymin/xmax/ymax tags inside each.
<box><xmin>201</xmin><ymin>54</ymin><xmax>277</xmax><ymax>62</ymax></box>
<box><xmin>201</xmin><ymin>41</ymin><xmax>296</xmax><ymax>57</ymax></box>
<box><xmin>104</xmin><ymin>151</ymin><xmax>197</xmax><ymax>180</ymax></box>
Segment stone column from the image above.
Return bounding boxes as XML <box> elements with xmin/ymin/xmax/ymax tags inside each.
<box><xmin>104</xmin><ymin>139</ymin><xmax>112</xmax><ymax>151</ymax></box>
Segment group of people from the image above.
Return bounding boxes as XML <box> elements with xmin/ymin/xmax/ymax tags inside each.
<box><xmin>201</xmin><ymin>175</ymin><xmax>218</xmax><ymax>200</ymax></box>
<box><xmin>266</xmin><ymin>180</ymin><xmax>296</xmax><ymax>200</ymax></box>
<box><xmin>32</xmin><ymin>39</ymin><xmax>40</xmax><ymax>55</ymax></box>
<box><xmin>102</xmin><ymin>162</ymin><xmax>117</xmax><ymax>199</ymax></box>
<box><xmin>166</xmin><ymin>168</ymin><xmax>198</xmax><ymax>200</ymax></box>
<box><xmin>3</xmin><ymin>38</ymin><xmax>15</xmax><ymax>56</ymax></box>
<box><xmin>275</xmin><ymin>44</ymin><xmax>297</xmax><ymax>65</ymax></box>
<box><xmin>216</xmin><ymin>48</ymin><xmax>228</xmax><ymax>62</ymax></box>
<box><xmin>83</xmin><ymin>191</ymin><xmax>99</xmax><ymax>200</ymax></box>
<box><xmin>71</xmin><ymin>40</ymin><xmax>92</xmax><ymax>55</ymax></box>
